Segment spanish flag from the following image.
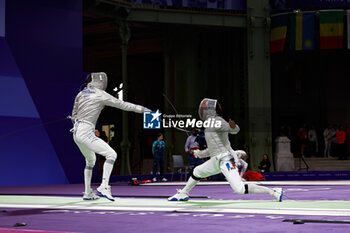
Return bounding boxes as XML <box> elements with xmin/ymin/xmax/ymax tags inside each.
<box><xmin>289</xmin><ymin>12</ymin><xmax>315</xmax><ymax>51</ymax></box>
<box><xmin>319</xmin><ymin>10</ymin><xmax>344</xmax><ymax>49</ymax></box>
<box><xmin>270</xmin><ymin>13</ymin><xmax>288</xmax><ymax>53</ymax></box>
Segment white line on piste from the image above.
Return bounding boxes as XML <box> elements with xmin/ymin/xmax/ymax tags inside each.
<box><xmin>175</xmin><ymin>208</ymin><xmax>350</xmax><ymax>216</ymax></box>
<box><xmin>1</xmin><ymin>202</ymin><xmax>350</xmax><ymax>217</ymax></box>
<box><xmin>142</xmin><ymin>181</ymin><xmax>350</xmax><ymax>186</ymax></box>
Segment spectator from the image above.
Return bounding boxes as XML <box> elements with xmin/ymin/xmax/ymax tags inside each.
<box><xmin>336</xmin><ymin>126</ymin><xmax>347</xmax><ymax>160</ymax></box>
<box><xmin>279</xmin><ymin>125</ymin><xmax>287</xmax><ymax>136</ymax></box>
<box><xmin>286</xmin><ymin>125</ymin><xmax>293</xmax><ymax>140</ymax></box>
<box><xmin>258</xmin><ymin>154</ymin><xmax>271</xmax><ymax>172</ymax></box>
<box><xmin>346</xmin><ymin>125</ymin><xmax>350</xmax><ymax>157</ymax></box>
<box><xmin>323</xmin><ymin>124</ymin><xmax>332</xmax><ymax>158</ymax></box>
<box><xmin>184</xmin><ymin>129</ymin><xmax>202</xmax><ymax>168</ymax></box>
<box><xmin>308</xmin><ymin>125</ymin><xmax>318</xmax><ymax>156</ymax></box>
<box><xmin>329</xmin><ymin>124</ymin><xmax>338</xmax><ymax>157</ymax></box>
<box><xmin>152</xmin><ymin>133</ymin><xmax>167</xmax><ymax>182</ymax></box>
<box><xmin>297</xmin><ymin>124</ymin><xmax>308</xmax><ymax>156</ymax></box>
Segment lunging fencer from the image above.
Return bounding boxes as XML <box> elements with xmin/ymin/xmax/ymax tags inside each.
<box><xmin>168</xmin><ymin>98</ymin><xmax>283</xmax><ymax>202</ymax></box>
<box><xmin>70</xmin><ymin>72</ymin><xmax>150</xmax><ymax>201</ymax></box>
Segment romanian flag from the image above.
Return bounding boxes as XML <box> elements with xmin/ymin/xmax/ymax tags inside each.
<box><xmin>270</xmin><ymin>13</ymin><xmax>288</xmax><ymax>53</ymax></box>
<box><xmin>289</xmin><ymin>12</ymin><xmax>315</xmax><ymax>50</ymax></box>
<box><xmin>319</xmin><ymin>10</ymin><xmax>344</xmax><ymax>49</ymax></box>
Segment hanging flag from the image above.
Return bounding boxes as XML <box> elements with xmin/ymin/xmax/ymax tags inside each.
<box><xmin>270</xmin><ymin>13</ymin><xmax>288</xmax><ymax>53</ymax></box>
<box><xmin>347</xmin><ymin>10</ymin><xmax>350</xmax><ymax>49</ymax></box>
<box><xmin>319</xmin><ymin>10</ymin><xmax>344</xmax><ymax>49</ymax></box>
<box><xmin>289</xmin><ymin>12</ymin><xmax>315</xmax><ymax>51</ymax></box>
<box><xmin>0</xmin><ymin>0</ymin><xmax>5</xmax><ymax>37</ymax></box>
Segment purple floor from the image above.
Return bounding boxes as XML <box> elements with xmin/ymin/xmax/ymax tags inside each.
<box><xmin>1</xmin><ymin>183</ymin><xmax>350</xmax><ymax>233</ymax></box>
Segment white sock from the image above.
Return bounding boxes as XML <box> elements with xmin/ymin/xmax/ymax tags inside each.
<box><xmin>181</xmin><ymin>177</ymin><xmax>199</xmax><ymax>194</ymax></box>
<box><xmin>101</xmin><ymin>159</ymin><xmax>114</xmax><ymax>186</ymax></box>
<box><xmin>247</xmin><ymin>184</ymin><xmax>273</xmax><ymax>195</ymax></box>
<box><xmin>84</xmin><ymin>167</ymin><xmax>93</xmax><ymax>193</ymax></box>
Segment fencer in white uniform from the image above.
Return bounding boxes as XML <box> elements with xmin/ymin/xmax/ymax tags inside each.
<box><xmin>235</xmin><ymin>150</ymin><xmax>248</xmax><ymax>181</ymax></box>
<box><xmin>168</xmin><ymin>98</ymin><xmax>283</xmax><ymax>201</ymax></box>
<box><xmin>71</xmin><ymin>72</ymin><xmax>150</xmax><ymax>201</ymax></box>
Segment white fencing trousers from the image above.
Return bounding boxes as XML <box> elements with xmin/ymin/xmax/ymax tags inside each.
<box><xmin>193</xmin><ymin>156</ymin><xmax>245</xmax><ymax>194</ymax></box>
<box><xmin>73</xmin><ymin>122</ymin><xmax>117</xmax><ymax>166</ymax></box>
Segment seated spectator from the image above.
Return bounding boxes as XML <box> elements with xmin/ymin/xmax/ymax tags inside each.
<box><xmin>258</xmin><ymin>154</ymin><xmax>271</xmax><ymax>172</ymax></box>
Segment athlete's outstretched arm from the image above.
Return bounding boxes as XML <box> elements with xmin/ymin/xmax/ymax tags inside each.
<box><xmin>101</xmin><ymin>92</ymin><xmax>151</xmax><ymax>113</ymax></box>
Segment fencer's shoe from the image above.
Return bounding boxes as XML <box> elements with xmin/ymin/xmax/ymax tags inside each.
<box><xmin>152</xmin><ymin>177</ymin><xmax>157</xmax><ymax>182</ymax></box>
<box><xmin>161</xmin><ymin>178</ymin><xmax>168</xmax><ymax>182</ymax></box>
<box><xmin>83</xmin><ymin>190</ymin><xmax>100</xmax><ymax>201</ymax></box>
<box><xmin>168</xmin><ymin>189</ymin><xmax>189</xmax><ymax>201</ymax></box>
<box><xmin>272</xmin><ymin>188</ymin><xmax>283</xmax><ymax>202</ymax></box>
<box><xmin>97</xmin><ymin>185</ymin><xmax>115</xmax><ymax>202</ymax></box>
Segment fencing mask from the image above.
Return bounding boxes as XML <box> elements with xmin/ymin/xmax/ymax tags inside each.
<box><xmin>198</xmin><ymin>98</ymin><xmax>222</xmax><ymax>120</ymax></box>
<box><xmin>87</xmin><ymin>72</ymin><xmax>108</xmax><ymax>91</ymax></box>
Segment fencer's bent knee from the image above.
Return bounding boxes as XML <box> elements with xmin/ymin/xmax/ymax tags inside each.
<box><xmin>85</xmin><ymin>165</ymin><xmax>94</xmax><ymax>170</ymax></box>
<box><xmin>106</xmin><ymin>151</ymin><xmax>117</xmax><ymax>162</ymax></box>
<box><xmin>85</xmin><ymin>157</ymin><xmax>96</xmax><ymax>167</ymax></box>
<box><xmin>192</xmin><ymin>167</ymin><xmax>203</xmax><ymax>179</ymax></box>
<box><xmin>191</xmin><ymin>173</ymin><xmax>202</xmax><ymax>181</ymax></box>
<box><xmin>233</xmin><ymin>184</ymin><xmax>246</xmax><ymax>194</ymax></box>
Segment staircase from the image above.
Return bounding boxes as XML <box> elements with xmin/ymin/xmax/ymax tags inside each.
<box><xmin>294</xmin><ymin>157</ymin><xmax>350</xmax><ymax>171</ymax></box>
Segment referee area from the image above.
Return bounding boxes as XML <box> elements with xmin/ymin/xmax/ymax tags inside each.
<box><xmin>1</xmin><ymin>180</ymin><xmax>350</xmax><ymax>233</ymax></box>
